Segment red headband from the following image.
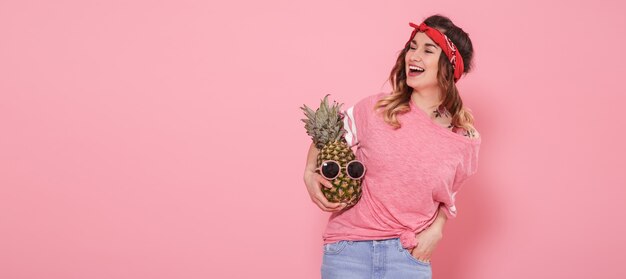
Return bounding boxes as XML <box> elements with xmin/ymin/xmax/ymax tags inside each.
<box><xmin>406</xmin><ymin>22</ymin><xmax>464</xmax><ymax>82</ymax></box>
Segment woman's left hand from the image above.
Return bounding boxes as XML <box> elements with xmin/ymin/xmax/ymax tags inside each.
<box><xmin>410</xmin><ymin>225</ymin><xmax>443</xmax><ymax>262</ymax></box>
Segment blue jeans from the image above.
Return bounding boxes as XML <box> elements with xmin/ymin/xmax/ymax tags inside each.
<box><xmin>321</xmin><ymin>237</ymin><xmax>432</xmax><ymax>279</ymax></box>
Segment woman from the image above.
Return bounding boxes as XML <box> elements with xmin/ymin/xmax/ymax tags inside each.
<box><xmin>303</xmin><ymin>14</ymin><xmax>481</xmax><ymax>278</ymax></box>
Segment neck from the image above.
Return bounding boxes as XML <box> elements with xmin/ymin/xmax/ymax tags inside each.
<box><xmin>410</xmin><ymin>88</ymin><xmax>443</xmax><ymax>116</ymax></box>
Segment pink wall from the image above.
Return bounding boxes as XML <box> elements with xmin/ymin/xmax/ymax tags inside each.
<box><xmin>1</xmin><ymin>0</ymin><xmax>625</xmax><ymax>278</ymax></box>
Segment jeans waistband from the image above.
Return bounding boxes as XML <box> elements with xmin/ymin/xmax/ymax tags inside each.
<box><xmin>349</xmin><ymin>237</ymin><xmax>399</xmax><ymax>245</ymax></box>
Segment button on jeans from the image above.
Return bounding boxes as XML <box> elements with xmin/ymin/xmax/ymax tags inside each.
<box><xmin>321</xmin><ymin>237</ymin><xmax>432</xmax><ymax>279</ymax></box>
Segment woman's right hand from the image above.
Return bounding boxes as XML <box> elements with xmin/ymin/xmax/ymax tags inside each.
<box><xmin>304</xmin><ymin>169</ymin><xmax>347</xmax><ymax>212</ymax></box>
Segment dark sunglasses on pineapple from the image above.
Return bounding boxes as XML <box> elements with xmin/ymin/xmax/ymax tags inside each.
<box><xmin>315</xmin><ymin>160</ymin><xmax>366</xmax><ymax>180</ymax></box>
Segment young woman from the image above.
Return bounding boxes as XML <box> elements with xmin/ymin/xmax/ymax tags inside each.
<box><xmin>303</xmin><ymin>14</ymin><xmax>481</xmax><ymax>278</ymax></box>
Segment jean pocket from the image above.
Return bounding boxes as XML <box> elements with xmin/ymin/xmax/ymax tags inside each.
<box><xmin>323</xmin><ymin>240</ymin><xmax>349</xmax><ymax>255</ymax></box>
<box><xmin>401</xmin><ymin>248</ymin><xmax>432</xmax><ymax>266</ymax></box>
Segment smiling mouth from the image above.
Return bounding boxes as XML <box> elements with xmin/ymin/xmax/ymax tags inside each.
<box><xmin>408</xmin><ymin>65</ymin><xmax>425</xmax><ymax>73</ymax></box>
<box><xmin>408</xmin><ymin>66</ymin><xmax>425</xmax><ymax>77</ymax></box>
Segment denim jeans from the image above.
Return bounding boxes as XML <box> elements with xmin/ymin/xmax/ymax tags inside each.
<box><xmin>321</xmin><ymin>237</ymin><xmax>432</xmax><ymax>279</ymax></box>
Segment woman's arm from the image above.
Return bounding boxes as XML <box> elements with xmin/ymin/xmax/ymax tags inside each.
<box><xmin>410</xmin><ymin>204</ymin><xmax>448</xmax><ymax>261</ymax></box>
<box><xmin>303</xmin><ymin>142</ymin><xmax>346</xmax><ymax>212</ymax></box>
<box><xmin>430</xmin><ymin>204</ymin><xmax>448</xmax><ymax>232</ymax></box>
<box><xmin>304</xmin><ymin>142</ymin><xmax>319</xmax><ymax>174</ymax></box>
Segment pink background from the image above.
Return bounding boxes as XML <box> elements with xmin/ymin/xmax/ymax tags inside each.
<box><xmin>1</xmin><ymin>0</ymin><xmax>625</xmax><ymax>278</ymax></box>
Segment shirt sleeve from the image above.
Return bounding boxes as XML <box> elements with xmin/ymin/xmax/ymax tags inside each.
<box><xmin>341</xmin><ymin>105</ymin><xmax>359</xmax><ymax>148</ymax></box>
<box><xmin>437</xmin><ymin>144</ymin><xmax>480</xmax><ymax>220</ymax></box>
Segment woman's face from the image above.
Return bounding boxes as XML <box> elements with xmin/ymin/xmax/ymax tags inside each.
<box><xmin>405</xmin><ymin>32</ymin><xmax>443</xmax><ymax>91</ymax></box>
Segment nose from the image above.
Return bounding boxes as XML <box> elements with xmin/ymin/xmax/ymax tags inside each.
<box><xmin>409</xmin><ymin>50</ymin><xmax>422</xmax><ymax>62</ymax></box>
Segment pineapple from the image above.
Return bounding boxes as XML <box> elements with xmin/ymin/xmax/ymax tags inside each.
<box><xmin>300</xmin><ymin>94</ymin><xmax>363</xmax><ymax>208</ymax></box>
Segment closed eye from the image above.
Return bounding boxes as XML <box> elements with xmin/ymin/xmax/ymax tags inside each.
<box><xmin>409</xmin><ymin>46</ymin><xmax>433</xmax><ymax>53</ymax></box>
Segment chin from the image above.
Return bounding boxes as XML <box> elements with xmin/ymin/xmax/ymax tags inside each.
<box><xmin>406</xmin><ymin>80</ymin><xmax>420</xmax><ymax>89</ymax></box>
<box><xmin>408</xmin><ymin>78</ymin><xmax>437</xmax><ymax>89</ymax></box>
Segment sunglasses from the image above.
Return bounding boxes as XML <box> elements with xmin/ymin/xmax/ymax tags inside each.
<box><xmin>315</xmin><ymin>160</ymin><xmax>366</xmax><ymax>180</ymax></box>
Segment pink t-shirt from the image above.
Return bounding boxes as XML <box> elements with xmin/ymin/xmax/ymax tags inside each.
<box><xmin>322</xmin><ymin>92</ymin><xmax>481</xmax><ymax>250</ymax></box>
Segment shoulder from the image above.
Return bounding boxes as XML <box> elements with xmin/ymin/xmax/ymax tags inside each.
<box><xmin>372</xmin><ymin>92</ymin><xmax>389</xmax><ymax>103</ymax></box>
<box><xmin>350</xmin><ymin>92</ymin><xmax>388</xmax><ymax>114</ymax></box>
<box><xmin>359</xmin><ymin>92</ymin><xmax>387</xmax><ymax>106</ymax></box>
<box><xmin>363</xmin><ymin>92</ymin><xmax>391</xmax><ymax>112</ymax></box>
<box><xmin>453</xmin><ymin>126</ymin><xmax>481</xmax><ymax>140</ymax></box>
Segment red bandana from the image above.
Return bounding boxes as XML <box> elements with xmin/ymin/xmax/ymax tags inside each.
<box><xmin>406</xmin><ymin>22</ymin><xmax>464</xmax><ymax>82</ymax></box>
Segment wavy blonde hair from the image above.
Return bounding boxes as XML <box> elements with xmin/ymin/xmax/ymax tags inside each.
<box><xmin>374</xmin><ymin>15</ymin><xmax>478</xmax><ymax>137</ymax></box>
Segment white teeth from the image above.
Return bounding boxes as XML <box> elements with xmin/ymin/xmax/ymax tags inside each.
<box><xmin>409</xmin><ymin>65</ymin><xmax>424</xmax><ymax>71</ymax></box>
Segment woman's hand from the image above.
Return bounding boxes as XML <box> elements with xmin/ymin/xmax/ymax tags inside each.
<box><xmin>410</xmin><ymin>225</ymin><xmax>443</xmax><ymax>262</ymax></box>
<box><xmin>303</xmin><ymin>169</ymin><xmax>347</xmax><ymax>212</ymax></box>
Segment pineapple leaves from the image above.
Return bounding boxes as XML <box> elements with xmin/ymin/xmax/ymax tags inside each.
<box><xmin>300</xmin><ymin>94</ymin><xmax>347</xmax><ymax>149</ymax></box>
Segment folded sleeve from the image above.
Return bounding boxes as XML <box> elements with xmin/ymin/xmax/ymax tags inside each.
<box><xmin>341</xmin><ymin>105</ymin><xmax>359</xmax><ymax>148</ymax></box>
<box><xmin>438</xmin><ymin>171</ymin><xmax>465</xmax><ymax>220</ymax></box>
<box><xmin>436</xmin><ymin>144</ymin><xmax>480</xmax><ymax>220</ymax></box>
